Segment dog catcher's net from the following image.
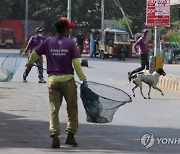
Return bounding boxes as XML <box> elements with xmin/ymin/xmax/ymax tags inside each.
<box><xmin>0</xmin><ymin>53</ymin><xmax>21</xmax><ymax>82</ymax></box>
<box><xmin>80</xmin><ymin>81</ymin><xmax>132</xmax><ymax>123</ymax></box>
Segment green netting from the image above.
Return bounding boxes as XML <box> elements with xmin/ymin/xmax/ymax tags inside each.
<box><xmin>80</xmin><ymin>81</ymin><xmax>132</xmax><ymax>123</ymax></box>
<box><xmin>0</xmin><ymin>53</ymin><xmax>21</xmax><ymax>82</ymax></box>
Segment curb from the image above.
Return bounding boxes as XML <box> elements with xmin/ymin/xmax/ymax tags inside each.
<box><xmin>158</xmin><ymin>75</ymin><xmax>180</xmax><ymax>93</ymax></box>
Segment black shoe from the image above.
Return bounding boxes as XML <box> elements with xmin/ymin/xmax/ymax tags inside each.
<box><xmin>39</xmin><ymin>79</ymin><xmax>46</xmax><ymax>83</ymax></box>
<box><xmin>23</xmin><ymin>76</ymin><xmax>27</xmax><ymax>83</ymax></box>
<box><xmin>128</xmin><ymin>72</ymin><xmax>132</xmax><ymax>82</ymax></box>
<box><xmin>65</xmin><ymin>132</ymin><xmax>78</xmax><ymax>146</ymax></box>
<box><xmin>51</xmin><ymin>136</ymin><xmax>60</xmax><ymax>148</ymax></box>
<box><xmin>23</xmin><ymin>79</ymin><xmax>27</xmax><ymax>83</ymax></box>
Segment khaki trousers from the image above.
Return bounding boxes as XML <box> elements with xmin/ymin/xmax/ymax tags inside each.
<box><xmin>48</xmin><ymin>78</ymin><xmax>78</xmax><ymax>137</ymax></box>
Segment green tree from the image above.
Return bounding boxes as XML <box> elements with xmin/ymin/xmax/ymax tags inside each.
<box><xmin>170</xmin><ymin>5</ymin><xmax>180</xmax><ymax>22</ymax></box>
<box><xmin>117</xmin><ymin>17</ymin><xmax>132</xmax><ymax>28</ymax></box>
<box><xmin>0</xmin><ymin>0</ymin><xmax>13</xmax><ymax>20</ymax></box>
<box><xmin>171</xmin><ymin>21</ymin><xmax>180</xmax><ymax>30</ymax></box>
<box><xmin>168</xmin><ymin>30</ymin><xmax>180</xmax><ymax>43</ymax></box>
<box><xmin>7</xmin><ymin>0</ymin><xmax>25</xmax><ymax>19</ymax></box>
<box><xmin>0</xmin><ymin>0</ymin><xmax>179</xmax><ymax>37</ymax></box>
<box><xmin>115</xmin><ymin>0</ymin><xmax>146</xmax><ymax>33</ymax></box>
<box><xmin>72</xmin><ymin>0</ymin><xmax>101</xmax><ymax>33</ymax></box>
<box><xmin>30</xmin><ymin>0</ymin><xmax>67</xmax><ymax>35</ymax></box>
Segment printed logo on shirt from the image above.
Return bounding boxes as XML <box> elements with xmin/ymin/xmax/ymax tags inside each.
<box><xmin>50</xmin><ymin>49</ymin><xmax>68</xmax><ymax>56</ymax></box>
<box><xmin>58</xmin><ymin>40</ymin><xmax>62</xmax><ymax>45</ymax></box>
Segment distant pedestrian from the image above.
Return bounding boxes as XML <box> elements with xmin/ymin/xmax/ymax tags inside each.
<box><xmin>128</xmin><ymin>29</ymin><xmax>150</xmax><ymax>81</ymax></box>
<box><xmin>89</xmin><ymin>31</ymin><xmax>95</xmax><ymax>58</ymax></box>
<box><xmin>25</xmin><ymin>17</ymin><xmax>87</xmax><ymax>148</ymax></box>
<box><xmin>22</xmin><ymin>27</ymin><xmax>46</xmax><ymax>83</ymax></box>
<box><xmin>76</xmin><ymin>31</ymin><xmax>85</xmax><ymax>56</ymax></box>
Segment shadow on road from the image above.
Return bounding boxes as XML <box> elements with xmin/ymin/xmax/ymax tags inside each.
<box><xmin>0</xmin><ymin>111</ymin><xmax>180</xmax><ymax>153</ymax></box>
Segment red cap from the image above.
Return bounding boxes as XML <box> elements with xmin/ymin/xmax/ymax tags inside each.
<box><xmin>60</xmin><ymin>17</ymin><xmax>76</xmax><ymax>29</ymax></box>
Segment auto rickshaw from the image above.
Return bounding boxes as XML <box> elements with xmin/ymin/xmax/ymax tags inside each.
<box><xmin>98</xmin><ymin>27</ymin><xmax>131</xmax><ymax>60</ymax></box>
<box><xmin>0</xmin><ymin>28</ymin><xmax>14</xmax><ymax>48</ymax></box>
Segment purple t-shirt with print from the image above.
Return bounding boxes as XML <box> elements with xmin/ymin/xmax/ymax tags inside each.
<box><xmin>28</xmin><ymin>35</ymin><xmax>46</xmax><ymax>51</ymax></box>
<box><xmin>137</xmin><ymin>36</ymin><xmax>149</xmax><ymax>55</ymax></box>
<box><xmin>35</xmin><ymin>36</ymin><xmax>80</xmax><ymax>76</ymax></box>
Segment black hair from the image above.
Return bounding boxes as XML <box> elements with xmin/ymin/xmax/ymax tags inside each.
<box><xmin>55</xmin><ymin>20</ymin><xmax>68</xmax><ymax>33</ymax></box>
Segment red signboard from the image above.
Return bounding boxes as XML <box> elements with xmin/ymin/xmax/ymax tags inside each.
<box><xmin>146</xmin><ymin>0</ymin><xmax>170</xmax><ymax>26</ymax></box>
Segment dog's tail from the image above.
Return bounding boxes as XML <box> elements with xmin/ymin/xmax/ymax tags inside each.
<box><xmin>131</xmin><ymin>74</ymin><xmax>137</xmax><ymax>79</ymax></box>
<box><xmin>125</xmin><ymin>74</ymin><xmax>138</xmax><ymax>86</ymax></box>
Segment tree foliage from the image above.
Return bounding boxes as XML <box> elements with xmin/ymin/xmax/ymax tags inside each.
<box><xmin>0</xmin><ymin>0</ymin><xmax>179</xmax><ymax>40</ymax></box>
<box><xmin>168</xmin><ymin>30</ymin><xmax>180</xmax><ymax>43</ymax></box>
<box><xmin>117</xmin><ymin>17</ymin><xmax>132</xmax><ymax>28</ymax></box>
<box><xmin>29</xmin><ymin>0</ymin><xmax>67</xmax><ymax>34</ymax></box>
<box><xmin>72</xmin><ymin>0</ymin><xmax>101</xmax><ymax>33</ymax></box>
<box><xmin>0</xmin><ymin>0</ymin><xmax>13</xmax><ymax>20</ymax></box>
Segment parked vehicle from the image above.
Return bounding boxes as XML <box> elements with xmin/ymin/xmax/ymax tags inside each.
<box><xmin>0</xmin><ymin>20</ymin><xmax>44</xmax><ymax>47</ymax></box>
<box><xmin>0</xmin><ymin>28</ymin><xmax>14</xmax><ymax>48</ymax></box>
<box><xmin>161</xmin><ymin>42</ymin><xmax>180</xmax><ymax>64</ymax></box>
<box><xmin>173</xmin><ymin>50</ymin><xmax>180</xmax><ymax>64</ymax></box>
<box><xmin>97</xmin><ymin>27</ymin><xmax>131</xmax><ymax>60</ymax></box>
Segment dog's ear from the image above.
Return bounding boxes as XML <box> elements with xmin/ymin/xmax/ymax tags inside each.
<box><xmin>161</xmin><ymin>69</ymin><xmax>166</xmax><ymax>76</ymax></box>
<box><xmin>156</xmin><ymin>68</ymin><xmax>161</xmax><ymax>73</ymax></box>
<box><xmin>156</xmin><ymin>68</ymin><xmax>163</xmax><ymax>73</ymax></box>
<box><xmin>156</xmin><ymin>68</ymin><xmax>166</xmax><ymax>75</ymax></box>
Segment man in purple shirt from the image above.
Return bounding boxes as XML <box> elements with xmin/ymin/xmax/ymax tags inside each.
<box><xmin>22</xmin><ymin>27</ymin><xmax>46</xmax><ymax>83</ymax></box>
<box><xmin>26</xmin><ymin>17</ymin><xmax>87</xmax><ymax>148</ymax></box>
<box><xmin>128</xmin><ymin>29</ymin><xmax>150</xmax><ymax>81</ymax></box>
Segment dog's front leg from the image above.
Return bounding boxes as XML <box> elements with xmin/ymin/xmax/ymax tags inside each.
<box><xmin>148</xmin><ymin>85</ymin><xmax>151</xmax><ymax>99</ymax></box>
<box><xmin>132</xmin><ymin>84</ymin><xmax>138</xmax><ymax>97</ymax></box>
<box><xmin>139</xmin><ymin>84</ymin><xmax>147</xmax><ymax>99</ymax></box>
<box><xmin>153</xmin><ymin>86</ymin><xmax>164</xmax><ymax>96</ymax></box>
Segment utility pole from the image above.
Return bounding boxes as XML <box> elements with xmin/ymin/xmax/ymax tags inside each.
<box><xmin>25</xmin><ymin>0</ymin><xmax>28</xmax><ymax>41</ymax></box>
<box><xmin>101</xmin><ymin>0</ymin><xmax>105</xmax><ymax>30</ymax></box>
<box><xmin>67</xmin><ymin>0</ymin><xmax>72</xmax><ymax>37</ymax></box>
<box><xmin>67</xmin><ymin>0</ymin><xmax>71</xmax><ymax>22</ymax></box>
<box><xmin>154</xmin><ymin>26</ymin><xmax>160</xmax><ymax>57</ymax></box>
<box><xmin>116</xmin><ymin>1</ymin><xmax>133</xmax><ymax>38</ymax></box>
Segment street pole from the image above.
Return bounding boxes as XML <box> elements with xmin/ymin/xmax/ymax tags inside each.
<box><xmin>154</xmin><ymin>26</ymin><xmax>158</xmax><ymax>56</ymax></box>
<box><xmin>67</xmin><ymin>0</ymin><xmax>71</xmax><ymax>22</ymax></box>
<box><xmin>67</xmin><ymin>0</ymin><xmax>71</xmax><ymax>38</ymax></box>
<box><xmin>154</xmin><ymin>26</ymin><xmax>163</xmax><ymax>69</ymax></box>
<box><xmin>147</xmin><ymin>0</ymin><xmax>170</xmax><ymax>73</ymax></box>
<box><xmin>154</xmin><ymin>26</ymin><xmax>161</xmax><ymax>56</ymax></box>
<box><xmin>101</xmin><ymin>0</ymin><xmax>104</xmax><ymax>30</ymax></box>
<box><xmin>25</xmin><ymin>0</ymin><xmax>28</xmax><ymax>41</ymax></box>
<box><xmin>114</xmin><ymin>0</ymin><xmax>133</xmax><ymax>38</ymax></box>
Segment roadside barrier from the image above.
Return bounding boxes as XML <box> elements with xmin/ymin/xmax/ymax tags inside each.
<box><xmin>158</xmin><ymin>75</ymin><xmax>180</xmax><ymax>93</ymax></box>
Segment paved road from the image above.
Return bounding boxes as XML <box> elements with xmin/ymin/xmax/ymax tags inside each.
<box><xmin>0</xmin><ymin>49</ymin><xmax>180</xmax><ymax>154</ymax></box>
